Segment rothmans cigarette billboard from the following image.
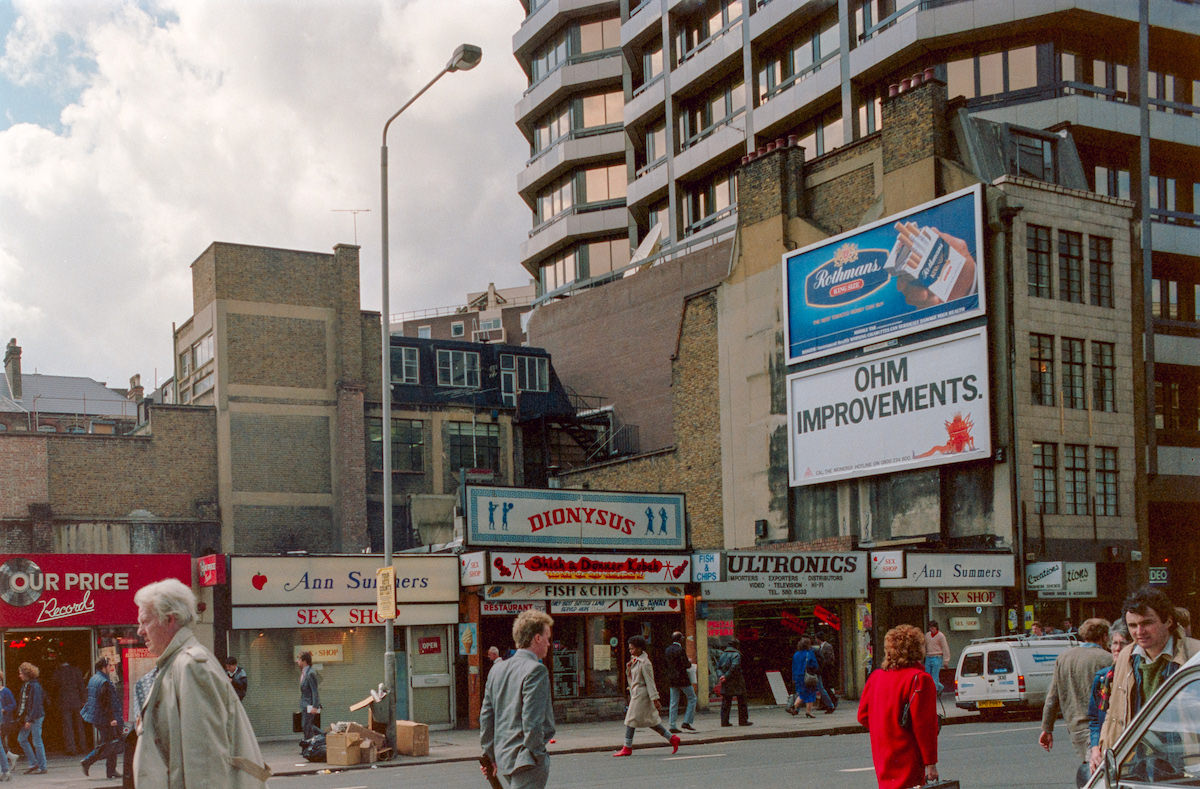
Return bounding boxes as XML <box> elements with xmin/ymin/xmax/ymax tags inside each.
<box><xmin>787</xmin><ymin>328</ymin><xmax>991</xmax><ymax>486</ymax></box>
<box><xmin>783</xmin><ymin>184</ymin><xmax>985</xmax><ymax>363</ymax></box>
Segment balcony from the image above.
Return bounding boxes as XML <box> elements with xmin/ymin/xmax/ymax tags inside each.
<box><xmin>752</xmin><ymin>56</ymin><xmax>842</xmax><ymax>140</ymax></box>
<box><xmin>621</xmin><ymin>0</ymin><xmax>661</xmax><ymax>46</ymax></box>
<box><xmin>1158</xmin><ymin>445</ymin><xmax>1200</xmax><ymax>478</ymax></box>
<box><xmin>1155</xmin><ymin>332</ymin><xmax>1200</xmax><ymax>368</ymax></box>
<box><xmin>516</xmin><ymin>53</ymin><xmax>624</xmax><ymax>129</ymax></box>
<box><xmin>671</xmin><ymin>20</ymin><xmax>744</xmax><ymax>100</ymax></box>
<box><xmin>514</xmin><ymin>0</ymin><xmax>620</xmax><ymax>62</ymax></box>
<box><xmin>519</xmin><ymin>204</ymin><xmax>629</xmax><ymax>270</ymax></box>
<box><xmin>626</xmin><ymin>73</ymin><xmax>667</xmax><ymax>129</ymax></box>
<box><xmin>626</xmin><ymin>157</ymin><xmax>669</xmax><ymax>211</ymax></box>
<box><xmin>1151</xmin><ymin>218</ymin><xmax>1200</xmax><ymax>259</ymax></box>
<box><xmin>518</xmin><ymin>128</ymin><xmax>626</xmax><ymax>203</ymax></box>
<box><xmin>673</xmin><ymin>115</ymin><xmax>746</xmax><ymax>183</ymax></box>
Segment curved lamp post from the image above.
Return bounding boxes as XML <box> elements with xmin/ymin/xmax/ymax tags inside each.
<box><xmin>380</xmin><ymin>42</ymin><xmax>481</xmax><ymax>744</ymax></box>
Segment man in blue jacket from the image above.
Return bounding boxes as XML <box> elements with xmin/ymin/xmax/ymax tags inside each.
<box><xmin>81</xmin><ymin>657</ymin><xmax>124</xmax><ymax>779</ymax></box>
<box><xmin>297</xmin><ymin>652</ymin><xmax>320</xmax><ymax>739</ymax></box>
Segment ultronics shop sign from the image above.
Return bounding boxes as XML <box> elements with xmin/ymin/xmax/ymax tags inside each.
<box><xmin>701</xmin><ymin>551</ymin><xmax>868</xmax><ymax>600</ymax></box>
<box><xmin>787</xmin><ymin>328</ymin><xmax>991</xmax><ymax>486</ymax></box>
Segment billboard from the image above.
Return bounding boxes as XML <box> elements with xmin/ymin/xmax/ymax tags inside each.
<box><xmin>783</xmin><ymin>184</ymin><xmax>984</xmax><ymax>363</ymax></box>
<box><xmin>787</xmin><ymin>328</ymin><xmax>990</xmax><ymax>486</ymax></box>
<box><xmin>464</xmin><ymin>485</ymin><xmax>686</xmax><ymax>550</ymax></box>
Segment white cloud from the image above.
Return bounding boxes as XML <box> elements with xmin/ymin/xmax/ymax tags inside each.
<box><xmin>0</xmin><ymin>0</ymin><xmax>529</xmax><ymax>386</ymax></box>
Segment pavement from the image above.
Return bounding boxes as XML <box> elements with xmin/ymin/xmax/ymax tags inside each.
<box><xmin>14</xmin><ymin>694</ymin><xmax>980</xmax><ymax>786</ymax></box>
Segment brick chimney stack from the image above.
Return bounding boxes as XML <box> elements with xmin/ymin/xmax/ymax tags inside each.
<box><xmin>4</xmin><ymin>338</ymin><xmax>21</xmax><ymax>401</ymax></box>
<box><xmin>127</xmin><ymin>373</ymin><xmax>144</xmax><ymax>402</ymax></box>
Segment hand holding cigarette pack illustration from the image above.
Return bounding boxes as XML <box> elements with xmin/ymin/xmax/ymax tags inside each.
<box><xmin>886</xmin><ymin>220</ymin><xmax>977</xmax><ymax>307</ymax></box>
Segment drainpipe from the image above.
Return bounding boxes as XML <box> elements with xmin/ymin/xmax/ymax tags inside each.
<box><xmin>1000</xmin><ymin>203</ymin><xmax>1025</xmax><ymax>632</ymax></box>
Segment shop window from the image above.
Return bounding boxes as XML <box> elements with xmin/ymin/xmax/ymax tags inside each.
<box><xmin>588</xmin><ymin>615</ymin><xmax>621</xmax><ymax>696</ymax></box>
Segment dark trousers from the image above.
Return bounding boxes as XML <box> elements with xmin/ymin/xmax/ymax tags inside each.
<box><xmin>720</xmin><ymin>693</ymin><xmax>749</xmax><ymax>725</ymax></box>
<box><xmin>61</xmin><ymin>709</ymin><xmax>86</xmax><ymax>754</ymax></box>
<box><xmin>83</xmin><ymin>724</ymin><xmax>121</xmax><ymax>778</ymax></box>
<box><xmin>301</xmin><ymin>711</ymin><xmax>319</xmax><ymax>739</ymax></box>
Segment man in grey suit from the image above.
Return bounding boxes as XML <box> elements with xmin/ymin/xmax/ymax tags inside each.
<box><xmin>297</xmin><ymin>651</ymin><xmax>320</xmax><ymax>739</ymax></box>
<box><xmin>481</xmin><ymin>609</ymin><xmax>555</xmax><ymax>789</ymax></box>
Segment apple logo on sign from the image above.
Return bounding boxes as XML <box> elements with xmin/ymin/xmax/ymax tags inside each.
<box><xmin>251</xmin><ymin>573</ymin><xmax>268</xmax><ymax>590</ymax></box>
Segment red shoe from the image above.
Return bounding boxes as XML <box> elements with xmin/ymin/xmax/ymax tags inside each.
<box><xmin>670</xmin><ymin>734</ymin><xmax>681</xmax><ymax>754</ymax></box>
<box><xmin>612</xmin><ymin>746</ymin><xmax>632</xmax><ymax>757</ymax></box>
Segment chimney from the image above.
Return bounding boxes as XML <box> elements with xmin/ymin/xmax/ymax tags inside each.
<box><xmin>128</xmin><ymin>373</ymin><xmax>144</xmax><ymax>402</ymax></box>
<box><xmin>4</xmin><ymin>338</ymin><xmax>21</xmax><ymax>401</ymax></box>
<box><xmin>881</xmin><ymin>74</ymin><xmax>950</xmax><ymax>175</ymax></box>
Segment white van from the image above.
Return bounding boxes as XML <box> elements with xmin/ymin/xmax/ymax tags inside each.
<box><xmin>954</xmin><ymin>635</ymin><xmax>1076</xmax><ymax>715</ymax></box>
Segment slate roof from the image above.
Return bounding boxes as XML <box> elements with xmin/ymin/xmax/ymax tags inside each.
<box><xmin>0</xmin><ymin>372</ymin><xmax>135</xmax><ymax>418</ymax></box>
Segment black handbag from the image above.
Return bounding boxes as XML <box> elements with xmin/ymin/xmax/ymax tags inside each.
<box><xmin>921</xmin><ymin>781</ymin><xmax>959</xmax><ymax>788</ymax></box>
<box><xmin>292</xmin><ymin>711</ymin><xmax>321</xmax><ymax>732</ymax></box>
<box><xmin>899</xmin><ymin>688</ymin><xmax>944</xmax><ymax>733</ymax></box>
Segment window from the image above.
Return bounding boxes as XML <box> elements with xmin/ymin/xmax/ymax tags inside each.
<box><xmin>581</xmin><ymin>91</ymin><xmax>623</xmax><ymax>129</ymax></box>
<box><xmin>683</xmin><ymin>170</ymin><xmax>736</xmax><ymax>233</ymax></box>
<box><xmin>580</xmin><ymin>238</ymin><xmax>630</xmax><ymax>279</ymax></box>
<box><xmin>179</xmin><ymin>348</ymin><xmax>192</xmax><ymax>378</ymax></box>
<box><xmin>540</xmin><ymin>247</ymin><xmax>578</xmax><ymax>294</ymax></box>
<box><xmin>532</xmin><ymin>102</ymin><xmax>571</xmax><ymax>155</ymax></box>
<box><xmin>479</xmin><ymin>317</ymin><xmax>502</xmax><ymax>332</ymax></box>
<box><xmin>436</xmin><ymin>349</ymin><xmax>480</xmax><ymax>388</ymax></box>
<box><xmin>581</xmin><ymin>164</ymin><xmax>626</xmax><ymax>204</ymax></box>
<box><xmin>1058</xmin><ymin>231</ymin><xmax>1083</xmax><ymax>303</ymax></box>
<box><xmin>648</xmin><ymin>202</ymin><xmax>669</xmax><ymax>232</ymax></box>
<box><xmin>1153</xmin><ymin>278</ymin><xmax>1179</xmax><ymax>320</ymax></box>
<box><xmin>856</xmin><ymin>91</ymin><xmax>882</xmax><ymax>138</ymax></box>
<box><xmin>1027</xmin><ymin>225</ymin><xmax>1052</xmax><ymax>298</ymax></box>
<box><xmin>192</xmin><ymin>372</ymin><xmax>214</xmax><ymax>397</ymax></box>
<box><xmin>1014</xmin><ymin>132</ymin><xmax>1056</xmax><ymax>182</ymax></box>
<box><xmin>1033</xmin><ymin>442</ymin><xmax>1058</xmax><ymax>514</ymax></box>
<box><xmin>578</xmin><ymin>17</ymin><xmax>619</xmax><ymax>55</ymax></box>
<box><xmin>987</xmin><ymin>649</ymin><xmax>1014</xmax><ymax>675</ymax></box>
<box><xmin>451</xmin><ymin>321</ymin><xmax>465</xmax><ymax>338</ymax></box>
<box><xmin>534</xmin><ymin>174</ymin><xmax>573</xmax><ymax>224</ymax></box>
<box><xmin>643</xmin><ymin>40</ymin><xmax>664</xmax><ymax>82</ymax></box>
<box><xmin>37</xmin><ymin>425</ymin><xmax>57</xmax><ymax>433</ymax></box>
<box><xmin>960</xmin><ymin>653</ymin><xmax>983</xmax><ymax>677</ymax></box>
<box><xmin>193</xmin><ymin>334</ymin><xmax>214</xmax><ymax>369</ymax></box>
<box><xmin>1095</xmin><ymin>447</ymin><xmax>1118</xmax><ymax>515</ymax></box>
<box><xmin>1063</xmin><ymin>444</ymin><xmax>1089</xmax><ymax>515</ymax></box>
<box><xmin>367</xmin><ymin>417</ymin><xmax>424</xmax><ymax>473</ymax></box>
<box><xmin>1092</xmin><ymin>59</ymin><xmax>1129</xmax><ymax>101</ymax></box>
<box><xmin>392</xmin><ymin>346</ymin><xmax>419</xmax><ymax>384</ymax></box>
<box><xmin>1092</xmin><ymin>342</ymin><xmax>1116</xmax><ymax>413</ymax></box>
<box><xmin>1094</xmin><ymin>166</ymin><xmax>1131</xmax><ymax>200</ymax></box>
<box><xmin>679</xmin><ymin>79</ymin><xmax>744</xmax><ymax>146</ymax></box>
<box><xmin>1030</xmin><ymin>333</ymin><xmax>1055</xmax><ymax>406</ymax></box>
<box><xmin>511</xmin><ymin>355</ymin><xmax>549</xmax><ymax>392</ymax></box>
<box><xmin>1062</xmin><ymin>337</ymin><xmax>1085</xmax><ymax>410</ymax></box>
<box><xmin>448</xmin><ymin>421</ymin><xmax>500</xmax><ymax>472</ymax></box>
<box><xmin>1089</xmin><ymin>236</ymin><xmax>1113</xmax><ymax>307</ymax></box>
<box><xmin>417</xmin><ymin>326</ymin><xmax>431</xmax><ymax>339</ymax></box>
<box><xmin>644</xmin><ymin>121</ymin><xmax>667</xmax><ymax>166</ymax></box>
<box><xmin>1150</xmin><ymin>175</ymin><xmax>1178</xmax><ymax>216</ymax></box>
<box><xmin>1156</xmin><ymin>380</ymin><xmax>1181</xmax><ymax>430</ymax></box>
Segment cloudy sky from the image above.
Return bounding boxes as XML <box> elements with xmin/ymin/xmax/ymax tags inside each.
<box><xmin>0</xmin><ymin>0</ymin><xmax>530</xmax><ymax>390</ymax></box>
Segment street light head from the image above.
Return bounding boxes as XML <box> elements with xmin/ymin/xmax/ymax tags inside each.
<box><xmin>448</xmin><ymin>43</ymin><xmax>482</xmax><ymax>72</ymax></box>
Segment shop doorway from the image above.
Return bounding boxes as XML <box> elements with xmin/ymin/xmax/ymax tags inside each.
<box><xmin>3</xmin><ymin>629</ymin><xmax>93</xmax><ymax>755</ymax></box>
<box><xmin>407</xmin><ymin>625</ymin><xmax>454</xmax><ymax>730</ymax></box>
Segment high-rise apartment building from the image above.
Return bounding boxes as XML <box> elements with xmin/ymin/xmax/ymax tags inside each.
<box><xmin>515</xmin><ymin>0</ymin><xmax>1200</xmax><ymax>600</ymax></box>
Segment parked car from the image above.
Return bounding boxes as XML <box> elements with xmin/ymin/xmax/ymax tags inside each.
<box><xmin>954</xmin><ymin>635</ymin><xmax>1076</xmax><ymax>715</ymax></box>
<box><xmin>1086</xmin><ymin>651</ymin><xmax>1200</xmax><ymax>788</ymax></box>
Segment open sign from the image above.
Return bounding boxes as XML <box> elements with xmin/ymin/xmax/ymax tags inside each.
<box><xmin>418</xmin><ymin>636</ymin><xmax>442</xmax><ymax>655</ymax></box>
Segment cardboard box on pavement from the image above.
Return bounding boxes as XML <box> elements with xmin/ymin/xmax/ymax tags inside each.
<box><xmin>395</xmin><ymin>720</ymin><xmax>429</xmax><ymax>757</ymax></box>
<box><xmin>326</xmin><ymin>740</ymin><xmax>362</xmax><ymax>766</ymax></box>
<box><xmin>346</xmin><ymin>721</ymin><xmax>386</xmax><ymax>749</ymax></box>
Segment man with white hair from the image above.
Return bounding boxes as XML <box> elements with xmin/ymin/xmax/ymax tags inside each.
<box><xmin>132</xmin><ymin>578</ymin><xmax>270</xmax><ymax>789</ymax></box>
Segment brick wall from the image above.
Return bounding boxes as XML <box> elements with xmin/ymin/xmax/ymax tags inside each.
<box><xmin>336</xmin><ymin>385</ymin><xmax>368</xmax><ymax>551</ymax></box>
<box><xmin>226</xmin><ymin>314</ymin><xmax>327</xmax><ymax>388</ymax></box>
<box><xmin>882</xmin><ymin>78</ymin><xmax>949</xmax><ymax>174</ymax></box>
<box><xmin>557</xmin><ymin>291</ymin><xmax>725</xmax><ymax>548</ymax></box>
<box><xmin>0</xmin><ymin>436</ymin><xmax>47</xmax><ymax>518</ymax></box>
<box><xmin>208</xmin><ymin>243</ymin><xmax>340</xmax><ymax>309</ymax></box>
<box><xmin>229</xmin><ymin>412</ymin><xmax>332</xmax><ymax>493</ymax></box>
<box><xmin>807</xmin><ymin>164</ymin><xmax>877</xmax><ymax>236</ymax></box>
<box><xmin>26</xmin><ymin>405</ymin><xmax>218</xmax><ymax>519</ymax></box>
<box><xmin>528</xmin><ymin>244</ymin><xmax>729</xmax><ymax>452</ymax></box>
<box><xmin>232</xmin><ymin>504</ymin><xmax>334</xmax><ymax>553</ymax></box>
<box><xmin>737</xmin><ymin>145</ymin><xmax>806</xmax><ymax>227</ymax></box>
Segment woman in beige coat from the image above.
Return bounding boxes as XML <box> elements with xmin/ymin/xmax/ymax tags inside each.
<box><xmin>613</xmin><ymin>635</ymin><xmax>681</xmax><ymax>757</ymax></box>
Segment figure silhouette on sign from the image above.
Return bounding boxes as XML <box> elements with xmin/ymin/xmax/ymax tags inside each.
<box><xmin>645</xmin><ymin>507</ymin><xmax>655</xmax><ymax>534</ymax></box>
<box><xmin>488</xmin><ymin>501</ymin><xmax>498</xmax><ymax>530</ymax></box>
<box><xmin>659</xmin><ymin>507</ymin><xmax>668</xmax><ymax>535</ymax></box>
<box><xmin>914</xmin><ymin>412</ymin><xmax>976</xmax><ymax>458</ymax></box>
<box><xmin>501</xmin><ymin>501</ymin><xmax>514</xmax><ymax>531</ymax></box>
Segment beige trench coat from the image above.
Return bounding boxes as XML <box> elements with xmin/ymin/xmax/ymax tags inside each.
<box><xmin>134</xmin><ymin>627</ymin><xmax>271</xmax><ymax>789</ymax></box>
<box><xmin>624</xmin><ymin>652</ymin><xmax>662</xmax><ymax>728</ymax></box>
<box><xmin>1099</xmin><ymin>632</ymin><xmax>1200</xmax><ymax>752</ymax></box>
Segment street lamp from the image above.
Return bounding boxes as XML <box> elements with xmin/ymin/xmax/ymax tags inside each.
<box><xmin>379</xmin><ymin>42</ymin><xmax>481</xmax><ymax>745</ymax></box>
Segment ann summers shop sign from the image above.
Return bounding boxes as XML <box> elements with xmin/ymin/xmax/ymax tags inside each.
<box><xmin>878</xmin><ymin>553</ymin><xmax>1014</xmax><ymax>588</ymax></box>
<box><xmin>701</xmin><ymin>552</ymin><xmax>868</xmax><ymax>600</ymax></box>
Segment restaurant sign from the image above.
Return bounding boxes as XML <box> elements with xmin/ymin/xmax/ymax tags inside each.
<box><xmin>487</xmin><ymin>552</ymin><xmax>691</xmax><ymax>584</ymax></box>
<box><xmin>483</xmin><ymin>583</ymin><xmax>684</xmax><ymax>601</ymax></box>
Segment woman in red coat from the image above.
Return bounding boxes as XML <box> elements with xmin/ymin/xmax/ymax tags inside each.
<box><xmin>857</xmin><ymin>624</ymin><xmax>940</xmax><ymax>789</ymax></box>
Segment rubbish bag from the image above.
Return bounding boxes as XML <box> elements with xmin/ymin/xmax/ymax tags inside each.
<box><xmin>299</xmin><ymin>733</ymin><xmax>326</xmax><ymax>763</ymax></box>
